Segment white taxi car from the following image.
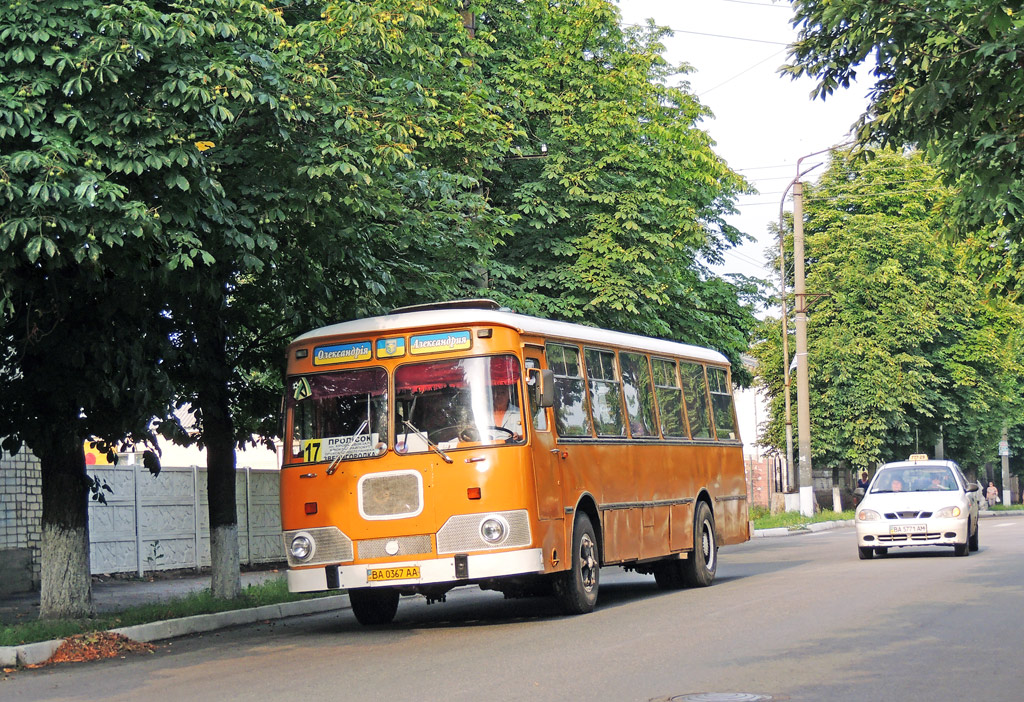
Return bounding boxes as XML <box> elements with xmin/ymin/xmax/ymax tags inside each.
<box><xmin>856</xmin><ymin>456</ymin><xmax>980</xmax><ymax>559</ymax></box>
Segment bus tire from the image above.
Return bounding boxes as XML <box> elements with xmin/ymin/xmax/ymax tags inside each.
<box><xmin>554</xmin><ymin>513</ymin><xmax>599</xmax><ymax>614</ymax></box>
<box><xmin>682</xmin><ymin>501</ymin><xmax>717</xmax><ymax>588</ymax></box>
<box><xmin>349</xmin><ymin>587</ymin><xmax>400</xmax><ymax>625</ymax></box>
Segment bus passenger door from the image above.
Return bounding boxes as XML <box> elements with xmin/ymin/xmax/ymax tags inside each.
<box><xmin>526</xmin><ymin>354</ymin><xmax>563</xmax><ymax>521</ymax></box>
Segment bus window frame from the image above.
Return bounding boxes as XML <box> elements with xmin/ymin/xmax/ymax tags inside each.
<box><xmin>545</xmin><ymin>341</ymin><xmax>594</xmax><ymax>438</ymax></box>
<box><xmin>651</xmin><ymin>356</ymin><xmax>689</xmax><ymax>440</ymax></box>
<box><xmin>617</xmin><ymin>349</ymin><xmax>659</xmax><ymax>440</ymax></box>
<box><xmin>706</xmin><ymin>365</ymin><xmax>737</xmax><ymax>441</ymax></box>
<box><xmin>583</xmin><ymin>346</ymin><xmax>627</xmax><ymax>438</ymax></box>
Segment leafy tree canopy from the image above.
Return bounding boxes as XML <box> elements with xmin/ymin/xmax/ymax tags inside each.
<box><xmin>785</xmin><ymin>0</ymin><xmax>1024</xmax><ymax>295</ymax></box>
<box><xmin>753</xmin><ymin>149</ymin><xmax>1024</xmax><ymax>473</ymax></box>
<box><xmin>474</xmin><ymin>1</ymin><xmax>763</xmax><ymax>381</ymax></box>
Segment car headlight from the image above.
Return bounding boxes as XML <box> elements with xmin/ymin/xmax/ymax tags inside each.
<box><xmin>290</xmin><ymin>533</ymin><xmax>315</xmax><ymax>561</ymax></box>
<box><xmin>480</xmin><ymin>516</ymin><xmax>509</xmax><ymax>544</ymax></box>
<box><xmin>857</xmin><ymin>509</ymin><xmax>881</xmax><ymax>521</ymax></box>
<box><xmin>933</xmin><ymin>506</ymin><xmax>961</xmax><ymax>518</ymax></box>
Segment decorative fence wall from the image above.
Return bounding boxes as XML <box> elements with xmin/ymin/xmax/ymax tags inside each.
<box><xmin>0</xmin><ymin>449</ymin><xmax>285</xmax><ymax>593</ymax></box>
<box><xmin>88</xmin><ymin>463</ymin><xmax>284</xmax><ymax>576</ymax></box>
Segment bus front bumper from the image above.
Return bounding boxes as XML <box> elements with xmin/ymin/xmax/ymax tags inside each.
<box><xmin>287</xmin><ymin>548</ymin><xmax>545</xmax><ymax>592</ymax></box>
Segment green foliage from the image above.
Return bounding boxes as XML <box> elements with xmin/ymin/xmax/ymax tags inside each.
<box><xmin>475</xmin><ymin>1</ymin><xmax>764</xmax><ymax>380</ymax></box>
<box><xmin>785</xmin><ymin>0</ymin><xmax>1024</xmax><ymax>295</ymax></box>
<box><xmin>753</xmin><ymin>149</ymin><xmax>1024</xmax><ymax>472</ymax></box>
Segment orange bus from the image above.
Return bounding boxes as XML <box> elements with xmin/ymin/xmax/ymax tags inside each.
<box><xmin>280</xmin><ymin>300</ymin><xmax>749</xmax><ymax>624</ymax></box>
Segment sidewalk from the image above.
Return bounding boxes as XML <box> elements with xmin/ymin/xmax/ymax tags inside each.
<box><xmin>1</xmin><ymin>568</ymin><xmax>350</xmax><ymax>667</ymax></box>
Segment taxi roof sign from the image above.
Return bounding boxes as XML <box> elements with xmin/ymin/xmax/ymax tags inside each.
<box><xmin>908</xmin><ymin>453</ymin><xmax>929</xmax><ymax>462</ymax></box>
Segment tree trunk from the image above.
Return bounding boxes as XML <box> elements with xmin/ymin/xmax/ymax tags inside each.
<box><xmin>198</xmin><ymin>308</ymin><xmax>242</xmax><ymax>600</ymax></box>
<box><xmin>39</xmin><ymin>439</ymin><xmax>93</xmax><ymax>619</ymax></box>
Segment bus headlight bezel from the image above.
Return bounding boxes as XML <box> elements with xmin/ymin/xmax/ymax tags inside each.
<box><xmin>479</xmin><ymin>515</ymin><xmax>510</xmax><ymax>545</ymax></box>
<box><xmin>290</xmin><ymin>532</ymin><xmax>315</xmax><ymax>561</ymax></box>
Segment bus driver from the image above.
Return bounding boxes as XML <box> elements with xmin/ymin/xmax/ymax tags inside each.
<box><xmin>492</xmin><ymin>385</ymin><xmax>523</xmax><ymax>439</ymax></box>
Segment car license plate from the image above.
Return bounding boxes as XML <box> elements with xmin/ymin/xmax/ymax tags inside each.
<box><xmin>890</xmin><ymin>523</ymin><xmax>927</xmax><ymax>535</ymax></box>
<box><xmin>367</xmin><ymin>566</ymin><xmax>420</xmax><ymax>583</ymax></box>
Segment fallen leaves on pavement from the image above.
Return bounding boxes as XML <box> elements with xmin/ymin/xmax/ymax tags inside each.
<box><xmin>30</xmin><ymin>632</ymin><xmax>155</xmax><ymax>667</ymax></box>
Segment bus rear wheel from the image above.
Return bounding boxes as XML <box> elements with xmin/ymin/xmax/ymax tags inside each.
<box><xmin>554</xmin><ymin>513</ymin><xmax>599</xmax><ymax>614</ymax></box>
<box><xmin>682</xmin><ymin>501</ymin><xmax>717</xmax><ymax>588</ymax></box>
<box><xmin>349</xmin><ymin>587</ymin><xmax>400</xmax><ymax>625</ymax></box>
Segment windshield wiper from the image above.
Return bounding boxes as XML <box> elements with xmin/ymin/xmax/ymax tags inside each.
<box><xmin>326</xmin><ymin>420</ymin><xmax>368</xmax><ymax>476</ymax></box>
<box><xmin>403</xmin><ymin>420</ymin><xmax>453</xmax><ymax>464</ymax></box>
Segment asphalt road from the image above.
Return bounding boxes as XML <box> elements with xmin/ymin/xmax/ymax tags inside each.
<box><xmin>5</xmin><ymin>517</ymin><xmax>1023</xmax><ymax>702</ymax></box>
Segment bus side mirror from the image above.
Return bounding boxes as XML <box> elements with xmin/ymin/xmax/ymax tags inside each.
<box><xmin>528</xmin><ymin>368</ymin><xmax>555</xmax><ymax>408</ymax></box>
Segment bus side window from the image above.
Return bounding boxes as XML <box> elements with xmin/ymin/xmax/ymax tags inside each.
<box><xmin>680</xmin><ymin>362</ymin><xmax>712</xmax><ymax>439</ymax></box>
<box><xmin>620</xmin><ymin>352</ymin><xmax>657</xmax><ymax>438</ymax></box>
<box><xmin>652</xmin><ymin>358</ymin><xmax>686</xmax><ymax>438</ymax></box>
<box><xmin>524</xmin><ymin>358</ymin><xmax>548</xmax><ymax>431</ymax></box>
<box><xmin>584</xmin><ymin>348</ymin><xmax>625</xmax><ymax>437</ymax></box>
<box><xmin>707</xmin><ymin>366</ymin><xmax>737</xmax><ymax>440</ymax></box>
<box><xmin>546</xmin><ymin>343</ymin><xmax>592</xmax><ymax>437</ymax></box>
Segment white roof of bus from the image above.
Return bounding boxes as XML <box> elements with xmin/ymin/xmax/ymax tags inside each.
<box><xmin>294</xmin><ymin>308</ymin><xmax>729</xmax><ymax>365</ymax></box>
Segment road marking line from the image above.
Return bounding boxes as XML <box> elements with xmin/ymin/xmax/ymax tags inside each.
<box><xmin>993</xmin><ymin>522</ymin><xmax>1018</xmax><ymax>528</ymax></box>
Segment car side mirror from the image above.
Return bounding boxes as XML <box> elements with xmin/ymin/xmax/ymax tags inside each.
<box><xmin>528</xmin><ymin>368</ymin><xmax>555</xmax><ymax>408</ymax></box>
<box><xmin>966</xmin><ymin>482</ymin><xmax>979</xmax><ymax>493</ymax></box>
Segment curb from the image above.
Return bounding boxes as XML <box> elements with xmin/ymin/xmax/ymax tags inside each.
<box><xmin>753</xmin><ymin>519</ymin><xmax>854</xmax><ymax>538</ymax></box>
<box><xmin>980</xmin><ymin>509</ymin><xmax>1024</xmax><ymax>518</ymax></box>
<box><xmin>1</xmin><ymin>593</ymin><xmax>349</xmax><ymax>668</ymax></box>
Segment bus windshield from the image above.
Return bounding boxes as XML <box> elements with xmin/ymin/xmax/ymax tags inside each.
<box><xmin>395</xmin><ymin>355</ymin><xmax>525</xmax><ymax>453</ymax></box>
<box><xmin>288</xmin><ymin>367</ymin><xmax>388</xmax><ymax>463</ymax></box>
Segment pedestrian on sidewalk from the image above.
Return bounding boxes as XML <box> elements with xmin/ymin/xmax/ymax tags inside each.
<box><xmin>986</xmin><ymin>481</ymin><xmax>999</xmax><ymax>508</ymax></box>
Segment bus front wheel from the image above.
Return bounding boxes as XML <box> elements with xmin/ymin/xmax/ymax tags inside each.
<box><xmin>682</xmin><ymin>501</ymin><xmax>717</xmax><ymax>588</ymax></box>
<box><xmin>554</xmin><ymin>513</ymin><xmax>600</xmax><ymax>614</ymax></box>
<box><xmin>349</xmin><ymin>587</ymin><xmax>400</xmax><ymax>625</ymax></box>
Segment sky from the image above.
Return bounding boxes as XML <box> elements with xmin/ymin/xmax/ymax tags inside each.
<box><xmin>616</xmin><ymin>0</ymin><xmax>873</xmax><ymax>283</ymax></box>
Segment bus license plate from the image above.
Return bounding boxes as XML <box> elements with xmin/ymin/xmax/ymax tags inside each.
<box><xmin>890</xmin><ymin>524</ymin><xmax>926</xmax><ymax>535</ymax></box>
<box><xmin>367</xmin><ymin>566</ymin><xmax>420</xmax><ymax>583</ymax></box>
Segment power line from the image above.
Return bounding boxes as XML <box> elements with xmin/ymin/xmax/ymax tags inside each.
<box><xmin>720</xmin><ymin>0</ymin><xmax>793</xmax><ymax>7</ymax></box>
<box><xmin>700</xmin><ymin>49</ymin><xmax>788</xmax><ymax>97</ymax></box>
<box><xmin>620</xmin><ymin>22</ymin><xmax>790</xmax><ymax>46</ymax></box>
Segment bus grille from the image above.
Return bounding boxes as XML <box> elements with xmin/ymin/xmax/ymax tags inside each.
<box><xmin>436</xmin><ymin>511</ymin><xmax>532</xmax><ymax>554</ymax></box>
<box><xmin>283</xmin><ymin>526</ymin><xmax>353</xmax><ymax>567</ymax></box>
<box><xmin>358</xmin><ymin>535</ymin><xmax>433</xmax><ymax>559</ymax></box>
<box><xmin>360</xmin><ymin>471</ymin><xmax>422</xmax><ymax>519</ymax></box>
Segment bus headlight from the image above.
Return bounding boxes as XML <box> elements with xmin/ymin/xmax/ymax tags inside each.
<box><xmin>290</xmin><ymin>533</ymin><xmax>315</xmax><ymax>561</ymax></box>
<box><xmin>480</xmin><ymin>516</ymin><xmax>509</xmax><ymax>544</ymax></box>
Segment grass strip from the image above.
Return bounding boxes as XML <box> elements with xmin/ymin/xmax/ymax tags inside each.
<box><xmin>1</xmin><ymin>577</ymin><xmax>331</xmax><ymax>648</ymax></box>
<box><xmin>750</xmin><ymin>505</ymin><xmax>855</xmax><ymax>530</ymax></box>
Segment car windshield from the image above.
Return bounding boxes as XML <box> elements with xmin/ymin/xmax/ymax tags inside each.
<box><xmin>869</xmin><ymin>466</ymin><xmax>958</xmax><ymax>493</ymax></box>
<box><xmin>287</xmin><ymin>367</ymin><xmax>388</xmax><ymax>463</ymax></box>
<box><xmin>394</xmin><ymin>355</ymin><xmax>525</xmax><ymax>453</ymax></box>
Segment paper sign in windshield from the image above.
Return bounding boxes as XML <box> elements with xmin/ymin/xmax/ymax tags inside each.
<box><xmin>301</xmin><ymin>434</ymin><xmax>381</xmax><ymax>462</ymax></box>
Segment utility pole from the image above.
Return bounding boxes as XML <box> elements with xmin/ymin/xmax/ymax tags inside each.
<box><xmin>1000</xmin><ymin>425</ymin><xmax>1011</xmax><ymax>506</ymax></box>
<box><xmin>777</xmin><ymin>143</ymin><xmax>852</xmax><ymax>515</ymax></box>
<box><xmin>792</xmin><ymin>175</ymin><xmax>814</xmax><ymax>517</ymax></box>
